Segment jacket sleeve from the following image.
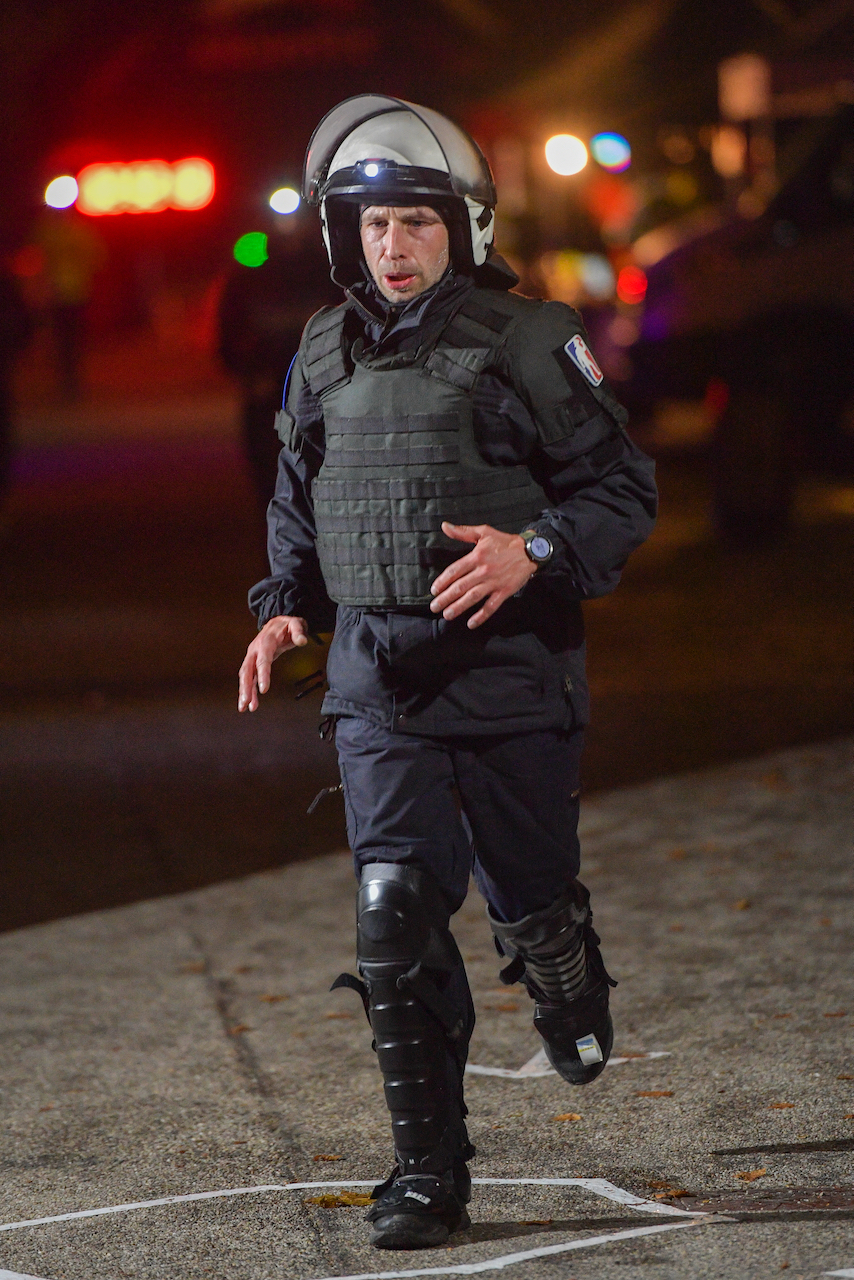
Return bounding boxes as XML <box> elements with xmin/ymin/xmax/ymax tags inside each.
<box><xmin>503</xmin><ymin>301</ymin><xmax>658</xmax><ymax>600</ymax></box>
<box><xmin>247</xmin><ymin>354</ymin><xmax>337</xmax><ymax>630</ymax></box>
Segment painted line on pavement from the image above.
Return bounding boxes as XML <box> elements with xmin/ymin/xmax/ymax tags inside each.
<box><xmin>0</xmin><ymin>1175</ymin><xmax>705</xmax><ymax>1235</ymax></box>
<box><xmin>824</xmin><ymin>1271</ymin><xmax>854</xmax><ymax>1277</ymax></box>
<box><xmin>466</xmin><ymin>1048</ymin><xmax>670</xmax><ymax>1080</ymax></box>
<box><xmin>0</xmin><ymin>1270</ymin><xmax>52</xmax><ymax>1279</ymax></box>
<box><xmin>303</xmin><ymin>1218</ymin><xmax>710</xmax><ymax>1280</ymax></box>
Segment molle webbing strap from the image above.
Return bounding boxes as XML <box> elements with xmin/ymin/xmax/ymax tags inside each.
<box><xmin>303</xmin><ymin>306</ymin><xmax>349</xmax><ymax>397</ymax></box>
<box><xmin>324</xmin><ymin>415</ymin><xmax>461</xmax><ymax>468</ymax></box>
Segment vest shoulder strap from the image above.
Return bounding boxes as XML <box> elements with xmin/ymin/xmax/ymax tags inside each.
<box><xmin>425</xmin><ymin>289</ymin><xmax>516</xmax><ymax>391</ymax></box>
<box><xmin>301</xmin><ymin>303</ymin><xmax>350</xmax><ymax>398</ymax></box>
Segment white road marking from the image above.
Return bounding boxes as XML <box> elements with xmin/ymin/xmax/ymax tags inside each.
<box><xmin>303</xmin><ymin>1219</ymin><xmax>707</xmax><ymax>1280</ymax></box>
<box><xmin>824</xmin><ymin>1271</ymin><xmax>854</xmax><ymax>1277</ymax></box>
<box><xmin>0</xmin><ymin>1270</ymin><xmax>52</xmax><ymax>1279</ymax></box>
<box><xmin>0</xmin><ymin>1175</ymin><xmax>706</xmax><ymax>1235</ymax></box>
<box><xmin>0</xmin><ymin>1185</ymin><xmax>374</xmax><ymax>1233</ymax></box>
<box><xmin>472</xmin><ymin>1178</ymin><xmax>707</xmax><ymax>1217</ymax></box>
<box><xmin>465</xmin><ymin>1048</ymin><xmax>670</xmax><ymax>1079</ymax></box>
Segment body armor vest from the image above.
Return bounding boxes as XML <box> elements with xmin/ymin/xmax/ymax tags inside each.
<box><xmin>302</xmin><ymin>292</ymin><xmax>549</xmax><ymax>607</ymax></box>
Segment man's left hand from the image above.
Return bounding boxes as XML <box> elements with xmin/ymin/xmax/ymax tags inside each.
<box><xmin>430</xmin><ymin>521</ymin><xmax>537</xmax><ymax>629</ymax></box>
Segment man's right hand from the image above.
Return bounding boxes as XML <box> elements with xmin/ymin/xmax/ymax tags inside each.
<box><xmin>238</xmin><ymin>615</ymin><xmax>308</xmax><ymax>712</ymax></box>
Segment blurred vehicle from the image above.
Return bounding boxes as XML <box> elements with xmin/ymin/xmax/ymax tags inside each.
<box><xmin>629</xmin><ymin>105</ymin><xmax>854</xmax><ymax>541</ymax></box>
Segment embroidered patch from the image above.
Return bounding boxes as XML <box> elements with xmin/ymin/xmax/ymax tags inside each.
<box><xmin>564</xmin><ymin>334</ymin><xmax>604</xmax><ymax>386</ymax></box>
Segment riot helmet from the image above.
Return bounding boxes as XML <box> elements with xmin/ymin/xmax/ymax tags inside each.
<box><xmin>303</xmin><ymin>94</ymin><xmax>499</xmax><ymax>287</ymax></box>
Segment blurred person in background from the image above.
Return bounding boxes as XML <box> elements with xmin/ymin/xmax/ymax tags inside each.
<box><xmin>33</xmin><ymin>206</ymin><xmax>105</xmax><ymax>401</ymax></box>
<box><xmin>219</xmin><ymin>208</ymin><xmax>340</xmax><ymax>509</ymax></box>
<box><xmin>0</xmin><ymin>265</ymin><xmax>33</xmax><ymax>509</ymax></box>
<box><xmin>238</xmin><ymin>96</ymin><xmax>657</xmax><ymax>1252</ymax></box>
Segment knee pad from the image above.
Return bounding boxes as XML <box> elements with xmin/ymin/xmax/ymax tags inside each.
<box><xmin>357</xmin><ymin>862</ymin><xmax>449</xmax><ymax>974</ymax></box>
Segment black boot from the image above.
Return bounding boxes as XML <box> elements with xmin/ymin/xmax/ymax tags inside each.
<box><xmin>488</xmin><ymin>880</ymin><xmax>616</xmax><ymax>1085</ymax></box>
<box><xmin>338</xmin><ymin>863</ymin><xmax>475</xmax><ymax>1250</ymax></box>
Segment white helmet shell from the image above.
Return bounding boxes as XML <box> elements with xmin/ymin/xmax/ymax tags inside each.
<box><xmin>304</xmin><ymin>94</ymin><xmax>497</xmax><ymax>277</ymax></box>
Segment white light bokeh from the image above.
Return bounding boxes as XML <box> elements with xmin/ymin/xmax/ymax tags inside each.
<box><xmin>44</xmin><ymin>175</ymin><xmax>79</xmax><ymax>209</ymax></box>
<box><xmin>545</xmin><ymin>135</ymin><xmax>588</xmax><ymax>176</ymax></box>
<box><xmin>269</xmin><ymin>187</ymin><xmax>300</xmax><ymax>215</ymax></box>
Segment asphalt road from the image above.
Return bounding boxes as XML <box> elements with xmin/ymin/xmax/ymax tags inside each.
<box><xmin>0</xmin><ymin>738</ymin><xmax>850</xmax><ymax>1280</ymax></box>
<box><xmin>0</xmin><ymin>392</ymin><xmax>852</xmax><ymax>930</ymax></box>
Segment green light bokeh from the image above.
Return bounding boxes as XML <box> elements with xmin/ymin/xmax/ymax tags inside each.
<box><xmin>233</xmin><ymin>231</ymin><xmax>268</xmax><ymax>267</ymax></box>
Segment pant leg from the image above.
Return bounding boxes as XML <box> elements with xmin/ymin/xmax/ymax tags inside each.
<box><xmin>452</xmin><ymin>727</ymin><xmax>584</xmax><ymax>923</ymax></box>
<box><xmin>334</xmin><ymin>715</ymin><xmax>473</xmax><ymax>912</ymax></box>
<box><xmin>335</xmin><ymin>717</ymin><xmax>476</xmax><ymax>1167</ymax></box>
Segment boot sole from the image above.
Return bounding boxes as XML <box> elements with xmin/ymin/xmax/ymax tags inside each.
<box><xmin>370</xmin><ymin>1207</ymin><xmax>471</xmax><ymax>1250</ymax></box>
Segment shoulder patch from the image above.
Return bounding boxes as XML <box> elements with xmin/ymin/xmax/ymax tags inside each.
<box><xmin>563</xmin><ymin>334</ymin><xmax>604</xmax><ymax>386</ymax></box>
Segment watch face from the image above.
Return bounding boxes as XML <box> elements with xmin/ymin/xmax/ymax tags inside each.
<box><xmin>530</xmin><ymin>535</ymin><xmax>551</xmax><ymax>560</ymax></box>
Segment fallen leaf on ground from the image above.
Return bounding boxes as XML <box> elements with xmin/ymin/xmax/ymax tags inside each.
<box><xmin>819</xmin><ymin>918</ymin><xmax>832</xmax><ymax>926</ymax></box>
<box><xmin>769</xmin><ymin>1102</ymin><xmax>795</xmax><ymax>1109</ymax></box>
<box><xmin>844</xmin><ymin>1114</ymin><xmax>854</xmax><ymax>1120</ymax></box>
<box><xmin>652</xmin><ymin>1190</ymin><xmax>693</xmax><ymax>1199</ymax></box>
<box><xmin>180</xmin><ymin>963</ymin><xmax>205</xmax><ymax>974</ymax></box>
<box><xmin>837</xmin><ymin>1074</ymin><xmax>854</xmax><ymax>1080</ymax></box>
<box><xmin>554</xmin><ymin>1113</ymin><xmax>582</xmax><ymax>1122</ymax></box>
<box><xmin>669</xmin><ymin>924</ymin><xmax>685</xmax><ymax>932</ymax></box>
<box><xmin>521</xmin><ymin>1218</ymin><xmax>553</xmax><ymax>1225</ymax></box>
<box><xmin>313</xmin><ymin>1154</ymin><xmax>344</xmax><ymax>1162</ymax></box>
<box><xmin>38</xmin><ymin>1105</ymin><xmax>54</xmax><ymax>1112</ymax></box>
<box><xmin>824</xmin><ymin>1011</ymin><xmax>847</xmax><ymax>1018</ymax></box>
<box><xmin>324</xmin><ymin>1012</ymin><xmax>354</xmax><ymax>1019</ymax></box>
<box><xmin>668</xmin><ymin>847</ymin><xmax>686</xmax><ymax>861</ymax></box>
<box><xmin>259</xmin><ymin>994</ymin><xmax>289</xmax><ymax>1003</ymax></box>
<box><xmin>647</xmin><ymin>1180</ymin><xmax>673</xmax><ymax>1189</ymax></box>
<box><xmin>732</xmin><ymin>899</ymin><xmax>751</xmax><ymax>911</ymax></box>
<box><xmin>636</xmin><ymin>1091</ymin><xmax>674</xmax><ymax>1098</ymax></box>
<box><xmin>228</xmin><ymin>1024</ymin><xmax>250</xmax><ymax>1035</ymax></box>
<box><xmin>234</xmin><ymin>965</ymin><xmax>256</xmax><ymax>974</ymax></box>
<box><xmin>305</xmin><ymin>1192</ymin><xmax>373</xmax><ymax>1208</ymax></box>
<box><xmin>773</xmin><ymin>1013</ymin><xmax>792</xmax><ymax>1019</ymax></box>
<box><xmin>735</xmin><ymin>1168</ymin><xmax>766</xmax><ymax>1182</ymax></box>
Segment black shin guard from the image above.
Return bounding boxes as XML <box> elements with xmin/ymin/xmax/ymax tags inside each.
<box><xmin>354</xmin><ymin>863</ymin><xmax>475</xmax><ymax>1180</ymax></box>
<box><xmin>488</xmin><ymin>881</ymin><xmax>616</xmax><ymax>1085</ymax></box>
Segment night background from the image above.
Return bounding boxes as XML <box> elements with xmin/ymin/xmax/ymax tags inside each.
<box><xmin>1</xmin><ymin>0</ymin><xmax>852</xmax><ymax>931</ymax></box>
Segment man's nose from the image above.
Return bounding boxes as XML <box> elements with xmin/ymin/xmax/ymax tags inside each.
<box><xmin>382</xmin><ymin>219</ymin><xmax>407</xmax><ymax>258</ymax></box>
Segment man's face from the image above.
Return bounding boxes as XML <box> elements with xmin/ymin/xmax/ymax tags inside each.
<box><xmin>359</xmin><ymin>205</ymin><xmax>450</xmax><ymax>303</ymax></box>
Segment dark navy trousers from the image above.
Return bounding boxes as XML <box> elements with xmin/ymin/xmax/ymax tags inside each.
<box><xmin>334</xmin><ymin>717</ymin><xmax>584</xmax><ymax>923</ymax></box>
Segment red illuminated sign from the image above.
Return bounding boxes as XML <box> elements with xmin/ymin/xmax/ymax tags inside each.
<box><xmin>76</xmin><ymin>158</ymin><xmax>215</xmax><ymax>215</ymax></box>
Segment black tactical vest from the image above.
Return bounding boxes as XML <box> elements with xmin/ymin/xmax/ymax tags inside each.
<box><xmin>293</xmin><ymin>289</ymin><xmax>622</xmax><ymax>608</ymax></box>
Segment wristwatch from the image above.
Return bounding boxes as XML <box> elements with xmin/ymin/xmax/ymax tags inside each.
<box><xmin>520</xmin><ymin>528</ymin><xmax>554</xmax><ymax>565</ymax></box>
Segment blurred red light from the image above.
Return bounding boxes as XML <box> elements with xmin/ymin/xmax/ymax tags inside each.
<box><xmin>76</xmin><ymin>158</ymin><xmax>215</xmax><ymax>215</ymax></box>
<box><xmin>616</xmin><ymin>265</ymin><xmax>647</xmax><ymax>305</ymax></box>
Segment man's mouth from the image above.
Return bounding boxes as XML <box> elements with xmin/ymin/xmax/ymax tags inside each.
<box><xmin>383</xmin><ymin>272</ymin><xmax>417</xmax><ymax>291</ymax></box>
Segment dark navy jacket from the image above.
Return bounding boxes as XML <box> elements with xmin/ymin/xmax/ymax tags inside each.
<box><xmin>249</xmin><ymin>272</ymin><xmax>657</xmax><ymax>737</ymax></box>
